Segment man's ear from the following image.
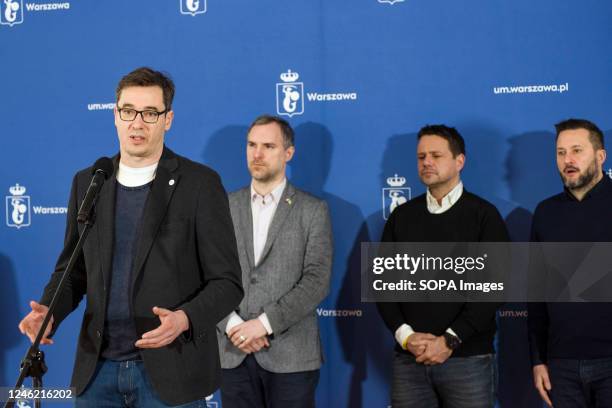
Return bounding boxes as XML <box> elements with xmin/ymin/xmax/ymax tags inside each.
<box><xmin>285</xmin><ymin>145</ymin><xmax>295</xmax><ymax>162</ymax></box>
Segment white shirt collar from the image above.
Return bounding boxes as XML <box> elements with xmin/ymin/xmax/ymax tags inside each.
<box><xmin>117</xmin><ymin>162</ymin><xmax>158</xmax><ymax>187</ymax></box>
<box><xmin>426</xmin><ymin>181</ymin><xmax>463</xmax><ymax>214</ymax></box>
<box><xmin>251</xmin><ymin>178</ymin><xmax>287</xmax><ymax>205</ymax></box>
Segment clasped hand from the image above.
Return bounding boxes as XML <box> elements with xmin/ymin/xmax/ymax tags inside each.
<box><xmin>405</xmin><ymin>332</ymin><xmax>453</xmax><ymax>365</ymax></box>
<box><xmin>228</xmin><ymin>319</ymin><xmax>270</xmax><ymax>354</ymax></box>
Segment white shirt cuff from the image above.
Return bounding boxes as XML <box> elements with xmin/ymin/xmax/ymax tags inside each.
<box><xmin>394</xmin><ymin>324</ymin><xmax>415</xmax><ymax>349</ymax></box>
<box><xmin>446</xmin><ymin>327</ymin><xmax>461</xmax><ymax>342</ymax></box>
<box><xmin>225</xmin><ymin>311</ymin><xmax>244</xmax><ymax>335</ymax></box>
<box><xmin>258</xmin><ymin>313</ymin><xmax>273</xmax><ymax>335</ymax></box>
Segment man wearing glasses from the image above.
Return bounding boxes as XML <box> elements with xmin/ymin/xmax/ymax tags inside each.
<box><xmin>18</xmin><ymin>67</ymin><xmax>244</xmax><ymax>407</ymax></box>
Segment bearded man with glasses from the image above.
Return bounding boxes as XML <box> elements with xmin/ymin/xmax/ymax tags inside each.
<box><xmin>18</xmin><ymin>67</ymin><xmax>244</xmax><ymax>407</ymax></box>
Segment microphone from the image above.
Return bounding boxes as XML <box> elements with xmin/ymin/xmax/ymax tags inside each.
<box><xmin>76</xmin><ymin>157</ymin><xmax>114</xmax><ymax>223</ymax></box>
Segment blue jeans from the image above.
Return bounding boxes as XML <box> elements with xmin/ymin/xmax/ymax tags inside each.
<box><xmin>391</xmin><ymin>352</ymin><xmax>496</xmax><ymax>408</ymax></box>
<box><xmin>76</xmin><ymin>359</ymin><xmax>208</xmax><ymax>407</ymax></box>
<box><xmin>548</xmin><ymin>357</ymin><xmax>612</xmax><ymax>408</ymax></box>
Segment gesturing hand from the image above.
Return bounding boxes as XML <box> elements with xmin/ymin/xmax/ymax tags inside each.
<box><xmin>135</xmin><ymin>307</ymin><xmax>189</xmax><ymax>349</ymax></box>
<box><xmin>18</xmin><ymin>301</ymin><xmax>54</xmax><ymax>345</ymax></box>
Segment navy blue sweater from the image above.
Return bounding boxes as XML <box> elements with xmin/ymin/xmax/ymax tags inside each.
<box><xmin>528</xmin><ymin>176</ymin><xmax>612</xmax><ymax>364</ymax></box>
<box><xmin>101</xmin><ymin>182</ymin><xmax>150</xmax><ymax>361</ymax></box>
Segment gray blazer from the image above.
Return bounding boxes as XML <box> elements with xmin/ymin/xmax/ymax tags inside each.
<box><xmin>217</xmin><ymin>182</ymin><xmax>333</xmax><ymax>373</ymax></box>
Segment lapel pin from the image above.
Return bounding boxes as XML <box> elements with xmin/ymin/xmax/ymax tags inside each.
<box><xmin>169</xmin><ymin>179</ymin><xmax>175</xmax><ymax>186</ymax></box>
<box><xmin>285</xmin><ymin>198</ymin><xmax>292</xmax><ymax>205</ymax></box>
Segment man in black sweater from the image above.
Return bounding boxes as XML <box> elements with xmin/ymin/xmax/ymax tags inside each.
<box><xmin>528</xmin><ymin>118</ymin><xmax>612</xmax><ymax>408</ymax></box>
<box><xmin>377</xmin><ymin>125</ymin><xmax>508</xmax><ymax>408</ymax></box>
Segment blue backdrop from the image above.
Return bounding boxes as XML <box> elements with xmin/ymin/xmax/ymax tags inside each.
<box><xmin>1</xmin><ymin>1</ymin><xmax>611</xmax><ymax>407</ymax></box>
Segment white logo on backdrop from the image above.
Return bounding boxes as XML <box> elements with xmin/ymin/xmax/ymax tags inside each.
<box><xmin>16</xmin><ymin>400</ymin><xmax>31</xmax><ymax>408</ymax></box>
<box><xmin>1</xmin><ymin>0</ymin><xmax>24</xmax><ymax>26</ymax></box>
<box><xmin>378</xmin><ymin>0</ymin><xmax>405</xmax><ymax>4</ymax></box>
<box><xmin>6</xmin><ymin>184</ymin><xmax>30</xmax><ymax>229</ymax></box>
<box><xmin>382</xmin><ymin>174</ymin><xmax>410</xmax><ymax>220</ymax></box>
<box><xmin>180</xmin><ymin>0</ymin><xmax>206</xmax><ymax>16</ymax></box>
<box><xmin>273</xmin><ymin>69</ymin><xmax>358</xmax><ymax>116</ymax></box>
<box><xmin>276</xmin><ymin>70</ymin><xmax>304</xmax><ymax>117</ymax></box>
<box><xmin>205</xmin><ymin>394</ymin><xmax>218</xmax><ymax>407</ymax></box>
<box><xmin>5</xmin><ymin>183</ymin><xmax>67</xmax><ymax>229</ymax></box>
<box><xmin>1</xmin><ymin>1</ymin><xmax>71</xmax><ymax>27</ymax></box>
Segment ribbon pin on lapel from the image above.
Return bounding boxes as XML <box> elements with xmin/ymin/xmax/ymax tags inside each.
<box><xmin>285</xmin><ymin>198</ymin><xmax>292</xmax><ymax>205</ymax></box>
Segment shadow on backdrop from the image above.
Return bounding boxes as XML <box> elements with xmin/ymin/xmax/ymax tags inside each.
<box><xmin>452</xmin><ymin>124</ymin><xmax>544</xmax><ymax>407</ymax></box>
<box><xmin>496</xmin><ymin>130</ymin><xmax>559</xmax><ymax>408</ymax></box>
<box><xmin>505</xmin><ymin>131</ymin><xmax>559</xmax><ymax>214</ymax></box>
<box><xmin>201</xmin><ymin>125</ymin><xmax>251</xmax><ymax>193</ymax></box>
<box><xmin>0</xmin><ymin>253</ymin><xmax>21</xmax><ymax>388</ymax></box>
<box><xmin>363</xmin><ymin>132</ymin><xmax>423</xmax><ymax>402</ymax></box>
<box><xmin>460</xmin><ymin>122</ymin><xmax>523</xmax><ymax>217</ymax></box>
<box><xmin>291</xmin><ymin>122</ymin><xmax>370</xmax><ymax>408</ymax></box>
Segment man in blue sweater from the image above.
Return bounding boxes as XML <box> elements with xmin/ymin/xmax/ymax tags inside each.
<box><xmin>528</xmin><ymin>118</ymin><xmax>612</xmax><ymax>407</ymax></box>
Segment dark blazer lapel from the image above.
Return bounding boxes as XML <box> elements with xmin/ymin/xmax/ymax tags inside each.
<box><xmin>131</xmin><ymin>148</ymin><xmax>180</xmax><ymax>284</ymax></box>
<box><xmin>95</xmin><ymin>155</ymin><xmax>119</xmax><ymax>292</ymax></box>
<box><xmin>238</xmin><ymin>187</ymin><xmax>255</xmax><ymax>269</ymax></box>
<box><xmin>257</xmin><ymin>183</ymin><xmax>296</xmax><ymax>266</ymax></box>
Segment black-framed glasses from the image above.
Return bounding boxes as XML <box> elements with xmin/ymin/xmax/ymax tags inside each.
<box><xmin>117</xmin><ymin>106</ymin><xmax>169</xmax><ymax>124</ymax></box>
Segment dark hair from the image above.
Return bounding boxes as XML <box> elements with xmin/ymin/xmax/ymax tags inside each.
<box><xmin>248</xmin><ymin>114</ymin><xmax>295</xmax><ymax>148</ymax></box>
<box><xmin>417</xmin><ymin>124</ymin><xmax>465</xmax><ymax>157</ymax></box>
<box><xmin>555</xmin><ymin>118</ymin><xmax>604</xmax><ymax>150</ymax></box>
<box><xmin>116</xmin><ymin>67</ymin><xmax>175</xmax><ymax>110</ymax></box>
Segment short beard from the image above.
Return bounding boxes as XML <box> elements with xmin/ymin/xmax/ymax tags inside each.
<box><xmin>561</xmin><ymin>160</ymin><xmax>598</xmax><ymax>190</ymax></box>
<box><xmin>252</xmin><ymin>172</ymin><xmax>274</xmax><ymax>183</ymax></box>
<box><xmin>249</xmin><ymin>166</ymin><xmax>277</xmax><ymax>183</ymax></box>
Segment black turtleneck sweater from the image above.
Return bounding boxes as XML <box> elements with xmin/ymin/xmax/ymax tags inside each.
<box><xmin>376</xmin><ymin>189</ymin><xmax>509</xmax><ymax>357</ymax></box>
<box><xmin>528</xmin><ymin>176</ymin><xmax>612</xmax><ymax>364</ymax></box>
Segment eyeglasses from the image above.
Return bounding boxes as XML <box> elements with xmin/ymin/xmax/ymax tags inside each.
<box><xmin>117</xmin><ymin>106</ymin><xmax>169</xmax><ymax>124</ymax></box>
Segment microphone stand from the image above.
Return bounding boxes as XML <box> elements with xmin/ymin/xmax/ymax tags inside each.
<box><xmin>4</xmin><ymin>211</ymin><xmax>96</xmax><ymax>408</ymax></box>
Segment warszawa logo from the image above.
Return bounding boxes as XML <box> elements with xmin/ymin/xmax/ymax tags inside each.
<box><xmin>382</xmin><ymin>174</ymin><xmax>410</xmax><ymax>220</ymax></box>
<box><xmin>0</xmin><ymin>0</ymin><xmax>24</xmax><ymax>26</ymax></box>
<box><xmin>6</xmin><ymin>184</ymin><xmax>30</xmax><ymax>229</ymax></box>
<box><xmin>276</xmin><ymin>70</ymin><xmax>304</xmax><ymax>118</ymax></box>
<box><xmin>180</xmin><ymin>0</ymin><xmax>206</xmax><ymax>16</ymax></box>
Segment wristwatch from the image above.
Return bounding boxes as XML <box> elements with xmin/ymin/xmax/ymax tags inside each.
<box><xmin>443</xmin><ymin>332</ymin><xmax>461</xmax><ymax>350</ymax></box>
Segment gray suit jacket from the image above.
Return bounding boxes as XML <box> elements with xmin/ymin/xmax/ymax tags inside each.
<box><xmin>217</xmin><ymin>182</ymin><xmax>333</xmax><ymax>373</ymax></box>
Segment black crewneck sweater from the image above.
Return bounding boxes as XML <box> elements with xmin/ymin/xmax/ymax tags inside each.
<box><xmin>377</xmin><ymin>189</ymin><xmax>509</xmax><ymax>357</ymax></box>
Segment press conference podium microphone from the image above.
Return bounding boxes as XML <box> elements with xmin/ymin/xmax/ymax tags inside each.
<box><xmin>4</xmin><ymin>157</ymin><xmax>114</xmax><ymax>408</ymax></box>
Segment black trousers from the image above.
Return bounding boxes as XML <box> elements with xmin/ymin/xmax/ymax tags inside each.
<box><xmin>221</xmin><ymin>354</ymin><xmax>320</xmax><ymax>408</ymax></box>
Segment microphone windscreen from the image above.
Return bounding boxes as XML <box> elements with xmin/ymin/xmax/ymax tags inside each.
<box><xmin>92</xmin><ymin>157</ymin><xmax>114</xmax><ymax>179</ymax></box>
